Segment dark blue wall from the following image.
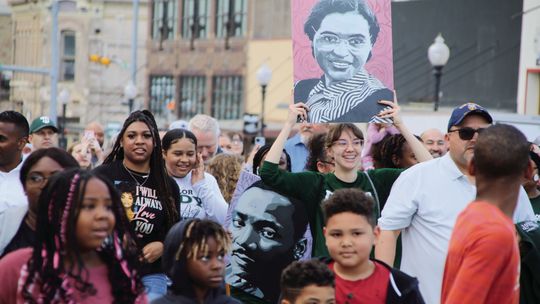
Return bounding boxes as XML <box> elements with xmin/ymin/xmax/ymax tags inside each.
<box><xmin>392</xmin><ymin>0</ymin><xmax>523</xmax><ymax>110</ymax></box>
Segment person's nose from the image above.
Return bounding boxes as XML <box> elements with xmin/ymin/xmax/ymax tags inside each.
<box><xmin>200</xmin><ymin>147</ymin><xmax>210</xmax><ymax>159</ymax></box>
<box><xmin>210</xmin><ymin>257</ymin><xmax>225</xmax><ymax>271</ymax></box>
<box><xmin>234</xmin><ymin>225</ymin><xmax>257</xmax><ymax>250</ymax></box>
<box><xmin>333</xmin><ymin>40</ymin><xmax>350</xmax><ymax>57</ymax></box>
<box><xmin>95</xmin><ymin>204</ymin><xmax>110</xmax><ymax>219</ymax></box>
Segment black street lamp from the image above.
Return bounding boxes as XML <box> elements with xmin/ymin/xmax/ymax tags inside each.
<box><xmin>256</xmin><ymin>63</ymin><xmax>272</xmax><ymax>137</ymax></box>
<box><xmin>428</xmin><ymin>34</ymin><xmax>450</xmax><ymax>112</ymax></box>
<box><xmin>58</xmin><ymin>89</ymin><xmax>70</xmax><ymax>149</ymax></box>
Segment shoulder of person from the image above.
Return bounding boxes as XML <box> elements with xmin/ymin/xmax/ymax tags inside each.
<box><xmin>294</xmin><ymin>78</ymin><xmax>320</xmax><ymax>102</ymax></box>
<box><xmin>0</xmin><ymin>248</ymin><xmax>32</xmax><ymax>280</ymax></box>
<box><xmin>373</xmin><ymin>259</ymin><xmax>422</xmax><ymax>301</ymax></box>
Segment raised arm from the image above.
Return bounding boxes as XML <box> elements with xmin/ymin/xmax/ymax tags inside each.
<box><xmin>378</xmin><ymin>93</ymin><xmax>432</xmax><ymax>163</ymax></box>
<box><xmin>265</xmin><ymin>103</ymin><xmax>309</xmax><ymax>164</ymax></box>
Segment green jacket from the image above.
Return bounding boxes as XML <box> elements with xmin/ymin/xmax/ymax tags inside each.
<box><xmin>259</xmin><ymin>161</ymin><xmax>401</xmax><ymax>257</ymax></box>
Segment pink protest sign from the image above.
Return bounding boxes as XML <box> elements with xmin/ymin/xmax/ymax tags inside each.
<box><xmin>292</xmin><ymin>0</ymin><xmax>394</xmax><ymax>123</ymax></box>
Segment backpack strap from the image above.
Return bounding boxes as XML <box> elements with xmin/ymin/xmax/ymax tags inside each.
<box><xmin>364</xmin><ymin>171</ymin><xmax>381</xmax><ymax>218</ymax></box>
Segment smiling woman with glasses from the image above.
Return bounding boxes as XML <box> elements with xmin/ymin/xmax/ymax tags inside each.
<box><xmin>258</xmin><ymin>100</ymin><xmax>432</xmax><ymax>258</ymax></box>
<box><xmin>1</xmin><ymin>148</ymin><xmax>79</xmax><ymax>257</ymax></box>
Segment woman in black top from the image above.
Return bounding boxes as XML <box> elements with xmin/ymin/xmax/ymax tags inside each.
<box><xmin>94</xmin><ymin>110</ymin><xmax>180</xmax><ymax>301</ymax></box>
<box><xmin>1</xmin><ymin>148</ymin><xmax>79</xmax><ymax>257</ymax></box>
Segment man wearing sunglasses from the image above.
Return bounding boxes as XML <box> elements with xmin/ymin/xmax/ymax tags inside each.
<box><xmin>375</xmin><ymin>102</ymin><xmax>535</xmax><ymax>304</ymax></box>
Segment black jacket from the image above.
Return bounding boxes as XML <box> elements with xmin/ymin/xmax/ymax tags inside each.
<box><xmin>321</xmin><ymin>258</ymin><xmax>425</xmax><ymax>304</ymax></box>
<box><xmin>151</xmin><ymin>220</ymin><xmax>242</xmax><ymax>304</ymax></box>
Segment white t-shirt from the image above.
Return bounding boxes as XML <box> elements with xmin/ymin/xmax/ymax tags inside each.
<box><xmin>172</xmin><ymin>171</ymin><xmax>228</xmax><ymax>225</ymax></box>
<box><xmin>378</xmin><ymin>154</ymin><xmax>535</xmax><ymax>304</ymax></box>
<box><xmin>0</xmin><ymin>158</ymin><xmax>28</xmax><ymax>255</ymax></box>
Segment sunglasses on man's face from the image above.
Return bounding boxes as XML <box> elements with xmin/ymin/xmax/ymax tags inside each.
<box><xmin>448</xmin><ymin>127</ymin><xmax>485</xmax><ymax>140</ymax></box>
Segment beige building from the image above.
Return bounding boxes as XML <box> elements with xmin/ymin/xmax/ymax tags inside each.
<box><xmin>6</xmin><ymin>0</ymin><xmax>148</xmax><ymax>138</ymax></box>
<box><xmin>517</xmin><ymin>0</ymin><xmax>540</xmax><ymax>116</ymax></box>
<box><xmin>0</xmin><ymin>0</ymin><xmax>12</xmax><ymax>107</ymax></box>
<box><xmin>146</xmin><ymin>0</ymin><xmax>293</xmax><ymax>132</ymax></box>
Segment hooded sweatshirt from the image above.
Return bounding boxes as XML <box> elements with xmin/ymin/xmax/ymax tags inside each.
<box><xmin>151</xmin><ymin>220</ymin><xmax>241</xmax><ymax>304</ymax></box>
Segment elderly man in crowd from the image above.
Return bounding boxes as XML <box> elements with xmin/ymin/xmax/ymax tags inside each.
<box><xmin>189</xmin><ymin>114</ymin><xmax>222</xmax><ymax>164</ymax></box>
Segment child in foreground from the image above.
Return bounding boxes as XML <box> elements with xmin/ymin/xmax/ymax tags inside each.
<box><xmin>152</xmin><ymin>219</ymin><xmax>240</xmax><ymax>304</ymax></box>
<box><xmin>280</xmin><ymin>259</ymin><xmax>335</xmax><ymax>304</ymax></box>
<box><xmin>322</xmin><ymin>188</ymin><xmax>424</xmax><ymax>304</ymax></box>
<box><xmin>0</xmin><ymin>168</ymin><xmax>145</xmax><ymax>303</ymax></box>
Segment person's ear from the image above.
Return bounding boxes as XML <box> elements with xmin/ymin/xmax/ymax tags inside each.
<box><xmin>281</xmin><ymin>299</ymin><xmax>291</xmax><ymax>304</ymax></box>
<box><xmin>17</xmin><ymin>136</ymin><xmax>28</xmax><ymax>151</ymax></box>
<box><xmin>468</xmin><ymin>156</ymin><xmax>476</xmax><ymax>176</ymax></box>
<box><xmin>524</xmin><ymin>159</ymin><xmax>534</xmax><ymax>180</ymax></box>
<box><xmin>293</xmin><ymin>238</ymin><xmax>307</xmax><ymax>260</ymax></box>
<box><xmin>391</xmin><ymin>154</ymin><xmax>400</xmax><ymax>167</ymax></box>
<box><xmin>373</xmin><ymin>225</ymin><xmax>381</xmax><ymax>245</ymax></box>
<box><xmin>316</xmin><ymin>161</ymin><xmax>325</xmax><ymax>172</ymax></box>
<box><xmin>162</xmin><ymin>149</ymin><xmax>167</xmax><ymax>159</ymax></box>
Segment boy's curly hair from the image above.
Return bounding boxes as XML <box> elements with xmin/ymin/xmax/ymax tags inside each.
<box><xmin>280</xmin><ymin>259</ymin><xmax>334</xmax><ymax>302</ymax></box>
<box><xmin>207</xmin><ymin>153</ymin><xmax>243</xmax><ymax>202</ymax></box>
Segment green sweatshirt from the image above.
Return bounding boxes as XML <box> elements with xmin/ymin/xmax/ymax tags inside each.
<box><xmin>259</xmin><ymin>161</ymin><xmax>402</xmax><ymax>257</ymax></box>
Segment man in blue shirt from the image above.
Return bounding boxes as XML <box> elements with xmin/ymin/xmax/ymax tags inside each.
<box><xmin>285</xmin><ymin>122</ymin><xmax>328</xmax><ymax>172</ymax></box>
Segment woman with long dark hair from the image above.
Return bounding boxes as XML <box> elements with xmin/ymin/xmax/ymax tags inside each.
<box><xmin>94</xmin><ymin>110</ymin><xmax>180</xmax><ymax>301</ymax></box>
<box><xmin>0</xmin><ymin>169</ymin><xmax>146</xmax><ymax>303</ymax></box>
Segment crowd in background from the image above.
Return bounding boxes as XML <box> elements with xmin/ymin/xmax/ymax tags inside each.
<box><xmin>0</xmin><ymin>97</ymin><xmax>539</xmax><ymax>304</ymax></box>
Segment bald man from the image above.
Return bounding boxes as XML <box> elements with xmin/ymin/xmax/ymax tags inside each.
<box><xmin>420</xmin><ymin>128</ymin><xmax>447</xmax><ymax>158</ymax></box>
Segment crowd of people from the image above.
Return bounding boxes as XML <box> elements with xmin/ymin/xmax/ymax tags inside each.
<box><xmin>0</xmin><ymin>93</ymin><xmax>539</xmax><ymax>304</ymax></box>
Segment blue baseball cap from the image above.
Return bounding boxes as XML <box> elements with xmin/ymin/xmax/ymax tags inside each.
<box><xmin>447</xmin><ymin>103</ymin><xmax>493</xmax><ymax>131</ymax></box>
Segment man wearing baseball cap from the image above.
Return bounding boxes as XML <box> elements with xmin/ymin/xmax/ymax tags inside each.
<box><xmin>375</xmin><ymin>103</ymin><xmax>535</xmax><ymax>304</ymax></box>
<box><xmin>28</xmin><ymin>116</ymin><xmax>58</xmax><ymax>150</ymax></box>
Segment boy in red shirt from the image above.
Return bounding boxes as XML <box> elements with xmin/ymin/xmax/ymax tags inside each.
<box><xmin>441</xmin><ymin>124</ymin><xmax>531</xmax><ymax>304</ymax></box>
<box><xmin>322</xmin><ymin>188</ymin><xmax>424</xmax><ymax>304</ymax></box>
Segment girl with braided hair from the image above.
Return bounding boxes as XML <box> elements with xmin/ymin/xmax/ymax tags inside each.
<box><xmin>153</xmin><ymin>219</ymin><xmax>240</xmax><ymax>304</ymax></box>
<box><xmin>375</xmin><ymin>134</ymin><xmax>419</xmax><ymax>169</ymax></box>
<box><xmin>0</xmin><ymin>168</ymin><xmax>145</xmax><ymax>303</ymax></box>
<box><xmin>94</xmin><ymin>110</ymin><xmax>180</xmax><ymax>301</ymax></box>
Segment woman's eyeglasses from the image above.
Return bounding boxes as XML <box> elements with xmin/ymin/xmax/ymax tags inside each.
<box><xmin>448</xmin><ymin>127</ymin><xmax>485</xmax><ymax>141</ymax></box>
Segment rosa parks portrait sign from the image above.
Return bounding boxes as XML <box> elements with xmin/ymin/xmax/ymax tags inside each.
<box><xmin>225</xmin><ymin>171</ymin><xmax>312</xmax><ymax>303</ymax></box>
<box><xmin>292</xmin><ymin>0</ymin><xmax>394</xmax><ymax>123</ymax></box>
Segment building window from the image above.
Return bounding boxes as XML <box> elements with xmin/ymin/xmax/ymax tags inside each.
<box><xmin>151</xmin><ymin>0</ymin><xmax>178</xmax><ymax>40</ymax></box>
<box><xmin>61</xmin><ymin>31</ymin><xmax>75</xmax><ymax>81</ymax></box>
<box><xmin>181</xmin><ymin>0</ymin><xmax>210</xmax><ymax>39</ymax></box>
<box><xmin>179</xmin><ymin>76</ymin><xmax>206</xmax><ymax>118</ymax></box>
<box><xmin>212</xmin><ymin>76</ymin><xmax>242</xmax><ymax>120</ymax></box>
<box><xmin>150</xmin><ymin>76</ymin><xmax>175</xmax><ymax>116</ymax></box>
<box><xmin>215</xmin><ymin>0</ymin><xmax>247</xmax><ymax>38</ymax></box>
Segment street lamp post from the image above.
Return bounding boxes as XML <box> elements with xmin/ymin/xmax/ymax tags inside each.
<box><xmin>256</xmin><ymin>64</ymin><xmax>272</xmax><ymax>137</ymax></box>
<box><xmin>58</xmin><ymin>89</ymin><xmax>70</xmax><ymax>149</ymax></box>
<box><xmin>428</xmin><ymin>34</ymin><xmax>450</xmax><ymax>112</ymax></box>
<box><xmin>124</xmin><ymin>81</ymin><xmax>138</xmax><ymax>113</ymax></box>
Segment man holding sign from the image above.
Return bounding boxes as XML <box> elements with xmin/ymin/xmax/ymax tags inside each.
<box><xmin>294</xmin><ymin>0</ymin><xmax>393</xmax><ymax>123</ymax></box>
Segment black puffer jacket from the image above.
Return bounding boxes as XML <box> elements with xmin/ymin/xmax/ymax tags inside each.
<box><xmin>151</xmin><ymin>220</ymin><xmax>242</xmax><ymax>304</ymax></box>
